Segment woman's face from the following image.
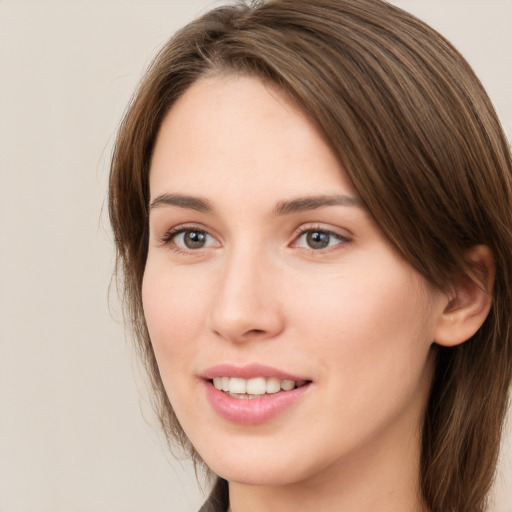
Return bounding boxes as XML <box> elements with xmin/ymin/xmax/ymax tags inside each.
<box><xmin>143</xmin><ymin>75</ymin><xmax>448</xmax><ymax>487</ymax></box>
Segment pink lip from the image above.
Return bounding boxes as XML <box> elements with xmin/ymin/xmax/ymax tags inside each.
<box><xmin>201</xmin><ymin>363</ymin><xmax>308</xmax><ymax>381</ymax></box>
<box><xmin>203</xmin><ymin>380</ymin><xmax>311</xmax><ymax>425</ymax></box>
<box><xmin>201</xmin><ymin>363</ymin><xmax>312</xmax><ymax>425</ymax></box>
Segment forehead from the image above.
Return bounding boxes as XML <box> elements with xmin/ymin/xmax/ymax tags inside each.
<box><xmin>149</xmin><ymin>75</ymin><xmax>354</xmax><ymax>202</ymax></box>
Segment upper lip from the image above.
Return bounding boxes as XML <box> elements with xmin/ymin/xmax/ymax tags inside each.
<box><xmin>201</xmin><ymin>363</ymin><xmax>310</xmax><ymax>382</ymax></box>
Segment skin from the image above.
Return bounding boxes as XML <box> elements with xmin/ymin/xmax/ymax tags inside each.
<box><xmin>143</xmin><ymin>75</ymin><xmax>453</xmax><ymax>512</ymax></box>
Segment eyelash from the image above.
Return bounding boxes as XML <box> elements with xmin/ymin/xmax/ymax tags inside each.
<box><xmin>160</xmin><ymin>225</ymin><xmax>218</xmax><ymax>254</ymax></box>
<box><xmin>159</xmin><ymin>224</ymin><xmax>351</xmax><ymax>254</ymax></box>
<box><xmin>292</xmin><ymin>225</ymin><xmax>351</xmax><ymax>253</ymax></box>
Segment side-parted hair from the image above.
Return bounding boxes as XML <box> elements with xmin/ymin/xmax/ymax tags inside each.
<box><xmin>109</xmin><ymin>1</ymin><xmax>512</xmax><ymax>511</ymax></box>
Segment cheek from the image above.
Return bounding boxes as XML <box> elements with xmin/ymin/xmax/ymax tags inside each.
<box><xmin>142</xmin><ymin>262</ymin><xmax>208</xmax><ymax>364</ymax></box>
<box><xmin>293</xmin><ymin>270</ymin><xmax>437</xmax><ymax>454</ymax></box>
<box><xmin>292</xmin><ymin>266</ymin><xmax>420</xmax><ymax>335</ymax></box>
<box><xmin>141</xmin><ymin>265</ymin><xmax>212</xmax><ymax>429</ymax></box>
<box><xmin>297</xmin><ymin>264</ymin><xmax>437</xmax><ymax>385</ymax></box>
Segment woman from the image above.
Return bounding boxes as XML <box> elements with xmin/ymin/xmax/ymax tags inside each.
<box><xmin>109</xmin><ymin>1</ymin><xmax>512</xmax><ymax>511</ymax></box>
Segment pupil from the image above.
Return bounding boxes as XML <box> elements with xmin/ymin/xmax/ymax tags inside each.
<box><xmin>184</xmin><ymin>230</ymin><xmax>206</xmax><ymax>249</ymax></box>
<box><xmin>307</xmin><ymin>231</ymin><xmax>329</xmax><ymax>249</ymax></box>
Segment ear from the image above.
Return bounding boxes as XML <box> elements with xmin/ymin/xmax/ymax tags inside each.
<box><xmin>434</xmin><ymin>245</ymin><xmax>495</xmax><ymax>347</ymax></box>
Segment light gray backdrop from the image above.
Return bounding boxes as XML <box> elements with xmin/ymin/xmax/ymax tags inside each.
<box><xmin>0</xmin><ymin>1</ymin><xmax>511</xmax><ymax>511</ymax></box>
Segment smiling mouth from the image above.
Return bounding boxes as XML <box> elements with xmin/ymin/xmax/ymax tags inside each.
<box><xmin>211</xmin><ymin>376</ymin><xmax>310</xmax><ymax>399</ymax></box>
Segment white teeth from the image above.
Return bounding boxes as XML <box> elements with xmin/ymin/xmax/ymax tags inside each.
<box><xmin>281</xmin><ymin>379</ymin><xmax>295</xmax><ymax>391</ymax></box>
<box><xmin>229</xmin><ymin>377</ymin><xmax>247</xmax><ymax>394</ymax></box>
<box><xmin>212</xmin><ymin>376</ymin><xmax>305</xmax><ymax>396</ymax></box>
<box><xmin>266</xmin><ymin>377</ymin><xmax>281</xmax><ymax>394</ymax></box>
<box><xmin>247</xmin><ymin>377</ymin><xmax>266</xmax><ymax>395</ymax></box>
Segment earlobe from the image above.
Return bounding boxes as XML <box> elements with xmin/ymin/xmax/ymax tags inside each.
<box><xmin>434</xmin><ymin>245</ymin><xmax>495</xmax><ymax>347</ymax></box>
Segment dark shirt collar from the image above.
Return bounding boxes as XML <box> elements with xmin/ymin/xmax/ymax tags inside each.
<box><xmin>198</xmin><ymin>478</ymin><xmax>229</xmax><ymax>512</ymax></box>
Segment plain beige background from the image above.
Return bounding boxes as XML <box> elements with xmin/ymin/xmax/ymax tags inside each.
<box><xmin>0</xmin><ymin>1</ymin><xmax>511</xmax><ymax>511</ymax></box>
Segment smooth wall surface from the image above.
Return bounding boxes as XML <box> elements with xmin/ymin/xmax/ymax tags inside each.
<box><xmin>0</xmin><ymin>1</ymin><xmax>510</xmax><ymax>511</ymax></box>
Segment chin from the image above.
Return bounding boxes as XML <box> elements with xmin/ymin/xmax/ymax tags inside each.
<box><xmin>200</xmin><ymin>446</ymin><xmax>322</xmax><ymax>487</ymax></box>
<box><xmin>213</xmin><ymin>464</ymin><xmax>303</xmax><ymax>487</ymax></box>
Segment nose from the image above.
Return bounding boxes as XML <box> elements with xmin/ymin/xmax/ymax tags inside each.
<box><xmin>207</xmin><ymin>247</ymin><xmax>285</xmax><ymax>344</ymax></box>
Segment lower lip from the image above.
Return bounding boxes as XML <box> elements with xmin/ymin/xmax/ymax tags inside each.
<box><xmin>203</xmin><ymin>380</ymin><xmax>311</xmax><ymax>425</ymax></box>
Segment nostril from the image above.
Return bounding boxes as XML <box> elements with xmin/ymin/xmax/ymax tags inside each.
<box><xmin>246</xmin><ymin>329</ymin><xmax>265</xmax><ymax>335</ymax></box>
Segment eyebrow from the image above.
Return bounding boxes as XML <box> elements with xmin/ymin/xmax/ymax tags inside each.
<box><xmin>149</xmin><ymin>192</ymin><xmax>363</xmax><ymax>215</ymax></box>
<box><xmin>274</xmin><ymin>194</ymin><xmax>363</xmax><ymax>215</ymax></box>
<box><xmin>150</xmin><ymin>193</ymin><xmax>213</xmax><ymax>212</ymax></box>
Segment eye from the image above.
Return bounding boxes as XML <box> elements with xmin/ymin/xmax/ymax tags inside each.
<box><xmin>164</xmin><ymin>228</ymin><xmax>219</xmax><ymax>251</ymax></box>
<box><xmin>294</xmin><ymin>228</ymin><xmax>348</xmax><ymax>250</ymax></box>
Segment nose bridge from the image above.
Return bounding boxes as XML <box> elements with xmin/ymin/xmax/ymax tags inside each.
<box><xmin>208</xmin><ymin>240</ymin><xmax>283</xmax><ymax>342</ymax></box>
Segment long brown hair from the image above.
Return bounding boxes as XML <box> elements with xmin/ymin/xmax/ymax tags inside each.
<box><xmin>109</xmin><ymin>1</ymin><xmax>512</xmax><ymax>510</ymax></box>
